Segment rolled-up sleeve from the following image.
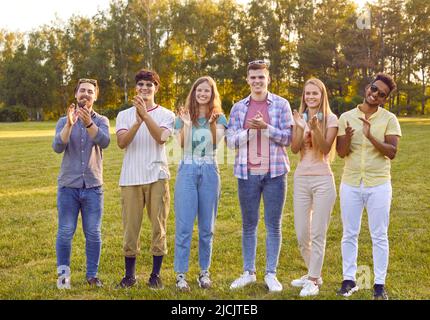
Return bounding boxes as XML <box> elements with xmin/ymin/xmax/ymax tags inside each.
<box><xmin>93</xmin><ymin>116</ymin><xmax>110</xmax><ymax>149</ymax></box>
<box><xmin>226</xmin><ymin>105</ymin><xmax>254</xmax><ymax>150</ymax></box>
<box><xmin>52</xmin><ymin>118</ymin><xmax>67</xmax><ymax>154</ymax></box>
<box><xmin>264</xmin><ymin>124</ymin><xmax>292</xmax><ymax>147</ymax></box>
<box><xmin>263</xmin><ymin>101</ymin><xmax>293</xmax><ymax>147</ymax></box>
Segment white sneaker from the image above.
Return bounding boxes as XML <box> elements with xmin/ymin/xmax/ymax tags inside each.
<box><xmin>57</xmin><ymin>266</ymin><xmax>71</xmax><ymax>290</ymax></box>
<box><xmin>57</xmin><ymin>276</ymin><xmax>71</xmax><ymax>290</ymax></box>
<box><xmin>291</xmin><ymin>275</ymin><xmax>323</xmax><ymax>287</ymax></box>
<box><xmin>230</xmin><ymin>271</ymin><xmax>257</xmax><ymax>289</ymax></box>
<box><xmin>197</xmin><ymin>270</ymin><xmax>212</xmax><ymax>289</ymax></box>
<box><xmin>176</xmin><ymin>273</ymin><xmax>190</xmax><ymax>292</ymax></box>
<box><xmin>264</xmin><ymin>273</ymin><xmax>283</xmax><ymax>292</ymax></box>
<box><xmin>299</xmin><ymin>279</ymin><xmax>320</xmax><ymax>297</ymax></box>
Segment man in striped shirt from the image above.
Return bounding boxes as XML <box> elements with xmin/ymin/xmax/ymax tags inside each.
<box><xmin>227</xmin><ymin>60</ymin><xmax>293</xmax><ymax>292</ymax></box>
<box><xmin>115</xmin><ymin>69</ymin><xmax>175</xmax><ymax>289</ymax></box>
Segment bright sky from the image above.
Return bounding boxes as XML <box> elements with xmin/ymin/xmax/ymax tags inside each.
<box><xmin>1</xmin><ymin>0</ymin><xmax>371</xmax><ymax>33</ymax></box>
<box><xmin>0</xmin><ymin>0</ymin><xmax>111</xmax><ymax>32</ymax></box>
<box><xmin>237</xmin><ymin>0</ymin><xmax>371</xmax><ymax>8</ymax></box>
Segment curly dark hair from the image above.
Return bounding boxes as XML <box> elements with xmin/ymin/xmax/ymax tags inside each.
<box><xmin>373</xmin><ymin>73</ymin><xmax>397</xmax><ymax>94</ymax></box>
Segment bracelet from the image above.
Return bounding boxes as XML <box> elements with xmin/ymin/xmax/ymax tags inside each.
<box><xmin>86</xmin><ymin>122</ymin><xmax>94</xmax><ymax>129</ymax></box>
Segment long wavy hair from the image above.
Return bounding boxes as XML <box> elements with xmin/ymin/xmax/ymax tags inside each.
<box><xmin>299</xmin><ymin>78</ymin><xmax>336</xmax><ymax>162</ymax></box>
<box><xmin>184</xmin><ymin>76</ymin><xmax>223</xmax><ymax>126</ymax></box>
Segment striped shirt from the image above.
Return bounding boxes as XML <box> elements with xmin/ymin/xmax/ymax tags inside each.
<box><xmin>226</xmin><ymin>92</ymin><xmax>293</xmax><ymax>180</ymax></box>
<box><xmin>116</xmin><ymin>105</ymin><xmax>175</xmax><ymax>186</ymax></box>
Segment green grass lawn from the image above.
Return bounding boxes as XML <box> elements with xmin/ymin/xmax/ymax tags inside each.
<box><xmin>0</xmin><ymin>118</ymin><xmax>429</xmax><ymax>300</ymax></box>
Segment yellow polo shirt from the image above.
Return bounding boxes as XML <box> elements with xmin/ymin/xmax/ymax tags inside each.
<box><xmin>338</xmin><ymin>105</ymin><xmax>402</xmax><ymax>187</ymax></box>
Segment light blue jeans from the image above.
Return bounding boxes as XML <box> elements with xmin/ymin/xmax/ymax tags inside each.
<box><xmin>238</xmin><ymin>173</ymin><xmax>286</xmax><ymax>274</ymax></box>
<box><xmin>174</xmin><ymin>160</ymin><xmax>221</xmax><ymax>273</ymax></box>
<box><xmin>56</xmin><ymin>186</ymin><xmax>103</xmax><ymax>278</ymax></box>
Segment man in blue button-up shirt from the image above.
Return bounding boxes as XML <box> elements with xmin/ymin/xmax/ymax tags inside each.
<box><xmin>52</xmin><ymin>78</ymin><xmax>110</xmax><ymax>289</ymax></box>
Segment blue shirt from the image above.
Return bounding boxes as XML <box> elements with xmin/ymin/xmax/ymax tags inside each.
<box><xmin>52</xmin><ymin>111</ymin><xmax>110</xmax><ymax>188</ymax></box>
<box><xmin>175</xmin><ymin>115</ymin><xmax>228</xmax><ymax>159</ymax></box>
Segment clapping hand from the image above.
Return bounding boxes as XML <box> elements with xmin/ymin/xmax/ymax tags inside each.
<box><xmin>178</xmin><ymin>106</ymin><xmax>191</xmax><ymax>126</ymax></box>
<box><xmin>67</xmin><ymin>104</ymin><xmax>78</xmax><ymax>127</ymax></box>
<box><xmin>209</xmin><ymin>112</ymin><xmax>221</xmax><ymax>125</ymax></box>
<box><xmin>134</xmin><ymin>95</ymin><xmax>148</xmax><ymax>122</ymax></box>
<box><xmin>76</xmin><ymin>102</ymin><xmax>92</xmax><ymax>127</ymax></box>
<box><xmin>309</xmin><ymin>115</ymin><xmax>319</xmax><ymax>131</ymax></box>
<box><xmin>358</xmin><ymin>117</ymin><xmax>371</xmax><ymax>139</ymax></box>
<box><xmin>293</xmin><ymin>110</ymin><xmax>306</xmax><ymax>130</ymax></box>
<box><xmin>247</xmin><ymin>111</ymin><xmax>268</xmax><ymax>129</ymax></box>
<box><xmin>345</xmin><ymin>121</ymin><xmax>355</xmax><ymax>139</ymax></box>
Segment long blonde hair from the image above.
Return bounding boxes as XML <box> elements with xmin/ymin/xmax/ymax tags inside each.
<box><xmin>299</xmin><ymin>78</ymin><xmax>336</xmax><ymax>162</ymax></box>
<box><xmin>184</xmin><ymin>76</ymin><xmax>223</xmax><ymax>126</ymax></box>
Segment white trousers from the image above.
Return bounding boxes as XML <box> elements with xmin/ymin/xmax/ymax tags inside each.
<box><xmin>340</xmin><ymin>181</ymin><xmax>392</xmax><ymax>285</ymax></box>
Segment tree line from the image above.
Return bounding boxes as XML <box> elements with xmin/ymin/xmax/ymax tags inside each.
<box><xmin>0</xmin><ymin>0</ymin><xmax>429</xmax><ymax>121</ymax></box>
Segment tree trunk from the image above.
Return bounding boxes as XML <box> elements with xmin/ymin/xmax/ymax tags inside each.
<box><xmin>124</xmin><ymin>63</ymin><xmax>128</xmax><ymax>105</ymax></box>
<box><xmin>145</xmin><ymin>1</ymin><xmax>153</xmax><ymax>69</ymax></box>
<box><xmin>422</xmin><ymin>67</ymin><xmax>426</xmax><ymax>115</ymax></box>
<box><xmin>406</xmin><ymin>62</ymin><xmax>411</xmax><ymax>115</ymax></box>
<box><xmin>396</xmin><ymin>56</ymin><xmax>403</xmax><ymax>115</ymax></box>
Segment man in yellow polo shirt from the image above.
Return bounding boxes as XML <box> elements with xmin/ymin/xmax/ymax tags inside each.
<box><xmin>336</xmin><ymin>73</ymin><xmax>402</xmax><ymax>300</ymax></box>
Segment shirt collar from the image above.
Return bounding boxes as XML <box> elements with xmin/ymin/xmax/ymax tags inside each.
<box><xmin>356</xmin><ymin>104</ymin><xmax>381</xmax><ymax>119</ymax></box>
<box><xmin>244</xmin><ymin>92</ymin><xmax>273</xmax><ymax>106</ymax></box>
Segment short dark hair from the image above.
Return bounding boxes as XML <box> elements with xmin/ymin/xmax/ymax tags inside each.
<box><xmin>247</xmin><ymin>60</ymin><xmax>270</xmax><ymax>74</ymax></box>
<box><xmin>135</xmin><ymin>69</ymin><xmax>161</xmax><ymax>87</ymax></box>
<box><xmin>373</xmin><ymin>73</ymin><xmax>397</xmax><ymax>94</ymax></box>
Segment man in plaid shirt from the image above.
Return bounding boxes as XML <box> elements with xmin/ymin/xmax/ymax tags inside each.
<box><xmin>227</xmin><ymin>60</ymin><xmax>293</xmax><ymax>292</ymax></box>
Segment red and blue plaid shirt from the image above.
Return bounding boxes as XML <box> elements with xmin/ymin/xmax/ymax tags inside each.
<box><xmin>226</xmin><ymin>92</ymin><xmax>293</xmax><ymax>180</ymax></box>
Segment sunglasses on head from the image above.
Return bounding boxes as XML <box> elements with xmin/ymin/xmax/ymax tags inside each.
<box><xmin>370</xmin><ymin>83</ymin><xmax>388</xmax><ymax>99</ymax></box>
<box><xmin>78</xmin><ymin>78</ymin><xmax>98</xmax><ymax>86</ymax></box>
<box><xmin>248</xmin><ymin>60</ymin><xmax>268</xmax><ymax>66</ymax></box>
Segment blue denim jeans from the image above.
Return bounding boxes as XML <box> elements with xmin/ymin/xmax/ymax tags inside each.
<box><xmin>56</xmin><ymin>186</ymin><xmax>103</xmax><ymax>278</ymax></box>
<box><xmin>238</xmin><ymin>173</ymin><xmax>286</xmax><ymax>274</ymax></box>
<box><xmin>174</xmin><ymin>160</ymin><xmax>221</xmax><ymax>273</ymax></box>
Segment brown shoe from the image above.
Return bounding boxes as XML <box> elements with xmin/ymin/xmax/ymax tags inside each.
<box><xmin>87</xmin><ymin>277</ymin><xmax>103</xmax><ymax>288</ymax></box>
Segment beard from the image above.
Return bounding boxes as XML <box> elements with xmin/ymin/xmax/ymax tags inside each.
<box><xmin>77</xmin><ymin>96</ymin><xmax>91</xmax><ymax>108</ymax></box>
<box><xmin>77</xmin><ymin>100</ymin><xmax>87</xmax><ymax>108</ymax></box>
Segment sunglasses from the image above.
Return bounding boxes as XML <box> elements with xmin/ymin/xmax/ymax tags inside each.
<box><xmin>370</xmin><ymin>84</ymin><xmax>388</xmax><ymax>99</ymax></box>
<box><xmin>137</xmin><ymin>82</ymin><xmax>155</xmax><ymax>88</ymax></box>
<box><xmin>248</xmin><ymin>60</ymin><xmax>268</xmax><ymax>66</ymax></box>
<box><xmin>78</xmin><ymin>78</ymin><xmax>98</xmax><ymax>86</ymax></box>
